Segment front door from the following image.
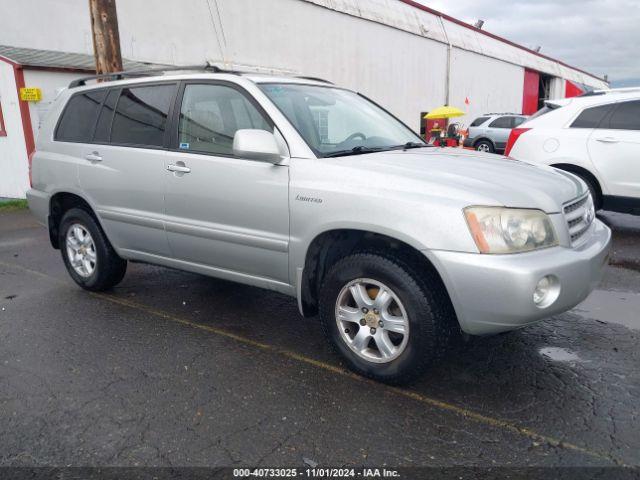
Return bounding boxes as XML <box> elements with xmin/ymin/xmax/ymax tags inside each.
<box><xmin>163</xmin><ymin>82</ymin><xmax>290</xmax><ymax>284</ymax></box>
<box><xmin>588</xmin><ymin>100</ymin><xmax>640</xmax><ymax>198</ymax></box>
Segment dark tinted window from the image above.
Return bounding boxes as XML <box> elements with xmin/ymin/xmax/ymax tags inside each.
<box><xmin>513</xmin><ymin>116</ymin><xmax>526</xmax><ymax>127</ymax></box>
<box><xmin>93</xmin><ymin>89</ymin><xmax>119</xmax><ymax>142</ymax></box>
<box><xmin>177</xmin><ymin>84</ymin><xmax>271</xmax><ymax>156</ymax></box>
<box><xmin>111</xmin><ymin>84</ymin><xmax>175</xmax><ymax>147</ymax></box>
<box><xmin>608</xmin><ymin>101</ymin><xmax>640</xmax><ymax>130</ymax></box>
<box><xmin>571</xmin><ymin>104</ymin><xmax>613</xmax><ymax>128</ymax></box>
<box><xmin>56</xmin><ymin>90</ymin><xmax>106</xmax><ymax>142</ymax></box>
<box><xmin>470</xmin><ymin>116</ymin><xmax>490</xmax><ymax>127</ymax></box>
<box><xmin>488</xmin><ymin>116</ymin><xmax>514</xmax><ymax>128</ymax></box>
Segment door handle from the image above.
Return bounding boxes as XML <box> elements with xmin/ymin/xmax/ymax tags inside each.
<box><xmin>85</xmin><ymin>151</ymin><xmax>102</xmax><ymax>162</ymax></box>
<box><xmin>596</xmin><ymin>137</ymin><xmax>619</xmax><ymax>144</ymax></box>
<box><xmin>167</xmin><ymin>163</ymin><xmax>191</xmax><ymax>174</ymax></box>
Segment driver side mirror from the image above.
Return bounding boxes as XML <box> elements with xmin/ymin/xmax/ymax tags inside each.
<box><xmin>233</xmin><ymin>129</ymin><xmax>282</xmax><ymax>163</ymax></box>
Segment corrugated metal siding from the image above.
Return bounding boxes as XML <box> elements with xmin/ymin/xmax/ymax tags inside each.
<box><xmin>0</xmin><ymin>45</ymin><xmax>158</xmax><ymax>71</ymax></box>
<box><xmin>300</xmin><ymin>0</ymin><xmax>608</xmax><ymax>89</ymax></box>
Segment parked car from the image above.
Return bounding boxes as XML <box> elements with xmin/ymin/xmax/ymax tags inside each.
<box><xmin>506</xmin><ymin>88</ymin><xmax>640</xmax><ymax>215</ymax></box>
<box><xmin>463</xmin><ymin>113</ymin><xmax>528</xmax><ymax>153</ymax></box>
<box><xmin>27</xmin><ymin>67</ymin><xmax>611</xmax><ymax>384</ymax></box>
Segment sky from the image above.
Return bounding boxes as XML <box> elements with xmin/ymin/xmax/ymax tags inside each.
<box><xmin>416</xmin><ymin>0</ymin><xmax>640</xmax><ymax>87</ymax></box>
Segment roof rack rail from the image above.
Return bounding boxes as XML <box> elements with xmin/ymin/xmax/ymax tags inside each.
<box><xmin>579</xmin><ymin>86</ymin><xmax>640</xmax><ymax>97</ymax></box>
<box><xmin>295</xmin><ymin>76</ymin><xmax>334</xmax><ymax>84</ymax></box>
<box><xmin>482</xmin><ymin>112</ymin><xmax>523</xmax><ymax>116</ymax></box>
<box><xmin>68</xmin><ymin>63</ymin><xmax>239</xmax><ymax>88</ymax></box>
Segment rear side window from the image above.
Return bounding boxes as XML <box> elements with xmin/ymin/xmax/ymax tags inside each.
<box><xmin>608</xmin><ymin>101</ymin><xmax>640</xmax><ymax>130</ymax></box>
<box><xmin>93</xmin><ymin>89</ymin><xmax>119</xmax><ymax>143</ymax></box>
<box><xmin>470</xmin><ymin>116</ymin><xmax>490</xmax><ymax>127</ymax></box>
<box><xmin>56</xmin><ymin>90</ymin><xmax>107</xmax><ymax>142</ymax></box>
<box><xmin>488</xmin><ymin>116</ymin><xmax>514</xmax><ymax>128</ymax></box>
<box><xmin>570</xmin><ymin>104</ymin><xmax>613</xmax><ymax>128</ymax></box>
<box><xmin>111</xmin><ymin>84</ymin><xmax>176</xmax><ymax>147</ymax></box>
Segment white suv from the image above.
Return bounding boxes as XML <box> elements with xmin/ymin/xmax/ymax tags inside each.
<box><xmin>506</xmin><ymin>88</ymin><xmax>640</xmax><ymax>215</ymax></box>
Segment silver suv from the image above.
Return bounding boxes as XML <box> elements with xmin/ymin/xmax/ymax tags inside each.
<box><xmin>464</xmin><ymin>113</ymin><xmax>528</xmax><ymax>153</ymax></box>
<box><xmin>27</xmin><ymin>67</ymin><xmax>611</xmax><ymax>383</ymax></box>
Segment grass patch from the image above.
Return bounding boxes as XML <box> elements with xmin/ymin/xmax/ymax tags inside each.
<box><xmin>0</xmin><ymin>199</ymin><xmax>28</xmax><ymax>212</ymax></box>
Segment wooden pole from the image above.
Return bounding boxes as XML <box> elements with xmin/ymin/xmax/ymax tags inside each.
<box><xmin>88</xmin><ymin>0</ymin><xmax>123</xmax><ymax>74</ymax></box>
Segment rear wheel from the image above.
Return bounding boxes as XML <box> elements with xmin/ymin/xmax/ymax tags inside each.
<box><xmin>475</xmin><ymin>140</ymin><xmax>494</xmax><ymax>153</ymax></box>
<box><xmin>59</xmin><ymin>208</ymin><xmax>127</xmax><ymax>291</ymax></box>
<box><xmin>319</xmin><ymin>253</ymin><xmax>455</xmax><ymax>384</ymax></box>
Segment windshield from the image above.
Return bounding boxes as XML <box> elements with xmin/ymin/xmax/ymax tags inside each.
<box><xmin>259</xmin><ymin>83</ymin><xmax>425</xmax><ymax>157</ymax></box>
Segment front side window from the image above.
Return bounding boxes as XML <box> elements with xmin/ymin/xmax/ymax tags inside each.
<box><xmin>570</xmin><ymin>104</ymin><xmax>613</xmax><ymax>129</ymax></box>
<box><xmin>56</xmin><ymin>90</ymin><xmax>106</xmax><ymax>142</ymax></box>
<box><xmin>110</xmin><ymin>84</ymin><xmax>176</xmax><ymax>147</ymax></box>
<box><xmin>259</xmin><ymin>83</ymin><xmax>424</xmax><ymax>157</ymax></box>
<box><xmin>608</xmin><ymin>100</ymin><xmax>640</xmax><ymax>130</ymax></box>
<box><xmin>177</xmin><ymin>84</ymin><xmax>271</xmax><ymax>156</ymax></box>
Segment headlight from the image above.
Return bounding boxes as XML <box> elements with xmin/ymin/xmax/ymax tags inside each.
<box><xmin>464</xmin><ymin>207</ymin><xmax>558</xmax><ymax>254</ymax></box>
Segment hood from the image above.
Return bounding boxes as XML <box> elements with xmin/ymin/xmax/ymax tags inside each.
<box><xmin>325</xmin><ymin>148</ymin><xmax>584</xmax><ymax>213</ymax></box>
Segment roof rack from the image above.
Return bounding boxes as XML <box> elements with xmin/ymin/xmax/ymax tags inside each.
<box><xmin>295</xmin><ymin>76</ymin><xmax>334</xmax><ymax>84</ymax></box>
<box><xmin>482</xmin><ymin>112</ymin><xmax>524</xmax><ymax>116</ymax></box>
<box><xmin>68</xmin><ymin>63</ymin><xmax>239</xmax><ymax>88</ymax></box>
<box><xmin>579</xmin><ymin>86</ymin><xmax>640</xmax><ymax>97</ymax></box>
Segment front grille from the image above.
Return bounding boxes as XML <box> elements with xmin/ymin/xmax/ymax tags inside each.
<box><xmin>563</xmin><ymin>194</ymin><xmax>594</xmax><ymax>245</ymax></box>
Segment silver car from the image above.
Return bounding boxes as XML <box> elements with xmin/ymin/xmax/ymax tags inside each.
<box><xmin>464</xmin><ymin>113</ymin><xmax>528</xmax><ymax>153</ymax></box>
<box><xmin>27</xmin><ymin>67</ymin><xmax>611</xmax><ymax>383</ymax></box>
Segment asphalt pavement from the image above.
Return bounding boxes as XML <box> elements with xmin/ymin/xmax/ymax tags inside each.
<box><xmin>0</xmin><ymin>209</ymin><xmax>639</xmax><ymax>470</ymax></box>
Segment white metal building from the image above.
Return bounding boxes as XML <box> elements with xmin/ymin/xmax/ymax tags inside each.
<box><xmin>0</xmin><ymin>0</ymin><xmax>608</xmax><ymax>198</ymax></box>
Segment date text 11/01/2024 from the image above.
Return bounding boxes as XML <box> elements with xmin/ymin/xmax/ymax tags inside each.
<box><xmin>233</xmin><ymin>467</ymin><xmax>400</xmax><ymax>477</ymax></box>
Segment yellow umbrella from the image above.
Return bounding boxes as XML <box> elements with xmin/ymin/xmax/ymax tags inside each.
<box><xmin>424</xmin><ymin>106</ymin><xmax>465</xmax><ymax>119</ymax></box>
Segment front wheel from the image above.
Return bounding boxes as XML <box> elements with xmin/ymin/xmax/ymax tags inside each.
<box><xmin>319</xmin><ymin>253</ymin><xmax>456</xmax><ymax>384</ymax></box>
<box><xmin>59</xmin><ymin>208</ymin><xmax>127</xmax><ymax>291</ymax></box>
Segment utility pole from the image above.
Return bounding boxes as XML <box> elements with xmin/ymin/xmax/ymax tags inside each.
<box><xmin>88</xmin><ymin>0</ymin><xmax>123</xmax><ymax>74</ymax></box>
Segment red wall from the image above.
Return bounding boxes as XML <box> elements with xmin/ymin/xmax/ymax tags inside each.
<box><xmin>565</xmin><ymin>80</ymin><xmax>584</xmax><ymax>98</ymax></box>
<box><xmin>522</xmin><ymin>69</ymin><xmax>540</xmax><ymax>115</ymax></box>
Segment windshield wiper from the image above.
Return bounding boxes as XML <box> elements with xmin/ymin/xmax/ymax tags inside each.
<box><xmin>396</xmin><ymin>141</ymin><xmax>431</xmax><ymax>150</ymax></box>
<box><xmin>324</xmin><ymin>146</ymin><xmax>384</xmax><ymax>158</ymax></box>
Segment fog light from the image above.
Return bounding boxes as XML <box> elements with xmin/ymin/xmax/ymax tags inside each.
<box><xmin>533</xmin><ymin>275</ymin><xmax>560</xmax><ymax>308</ymax></box>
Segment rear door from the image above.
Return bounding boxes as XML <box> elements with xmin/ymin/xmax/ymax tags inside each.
<box><xmin>76</xmin><ymin>82</ymin><xmax>178</xmax><ymax>256</ymax></box>
<box><xmin>587</xmin><ymin>100</ymin><xmax>640</xmax><ymax>198</ymax></box>
<box><xmin>163</xmin><ymin>81</ymin><xmax>290</xmax><ymax>284</ymax></box>
<box><xmin>486</xmin><ymin>116</ymin><xmax>516</xmax><ymax>150</ymax></box>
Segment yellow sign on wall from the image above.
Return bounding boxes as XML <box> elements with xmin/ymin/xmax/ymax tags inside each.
<box><xmin>20</xmin><ymin>87</ymin><xmax>42</xmax><ymax>102</ymax></box>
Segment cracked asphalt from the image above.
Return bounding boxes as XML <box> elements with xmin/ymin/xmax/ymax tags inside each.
<box><xmin>0</xmin><ymin>209</ymin><xmax>639</xmax><ymax>469</ymax></box>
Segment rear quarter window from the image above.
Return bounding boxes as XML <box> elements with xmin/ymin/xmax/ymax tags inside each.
<box><xmin>55</xmin><ymin>90</ymin><xmax>107</xmax><ymax>142</ymax></box>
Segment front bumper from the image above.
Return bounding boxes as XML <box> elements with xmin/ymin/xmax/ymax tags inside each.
<box><xmin>428</xmin><ymin>219</ymin><xmax>612</xmax><ymax>335</ymax></box>
<box><xmin>463</xmin><ymin>138</ymin><xmax>474</xmax><ymax>148</ymax></box>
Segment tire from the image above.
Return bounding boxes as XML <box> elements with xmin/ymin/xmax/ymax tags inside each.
<box><xmin>475</xmin><ymin>140</ymin><xmax>494</xmax><ymax>153</ymax></box>
<box><xmin>574</xmin><ymin>173</ymin><xmax>603</xmax><ymax>211</ymax></box>
<box><xmin>59</xmin><ymin>208</ymin><xmax>127</xmax><ymax>291</ymax></box>
<box><xmin>319</xmin><ymin>252</ymin><xmax>456</xmax><ymax>384</ymax></box>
